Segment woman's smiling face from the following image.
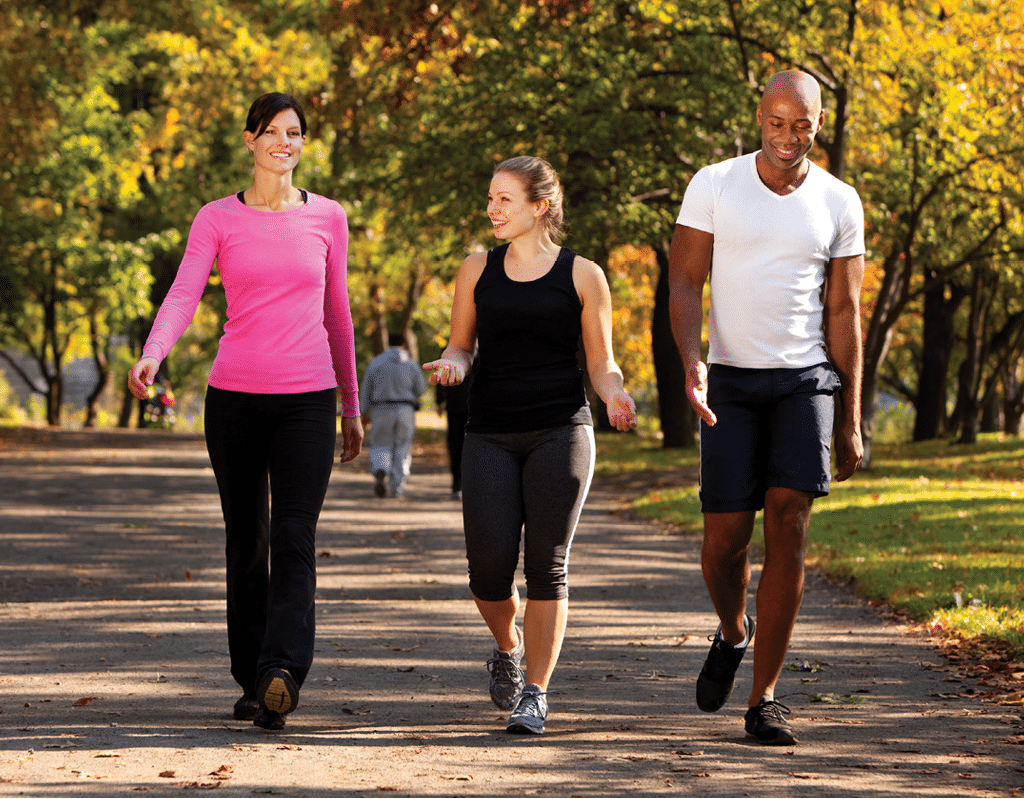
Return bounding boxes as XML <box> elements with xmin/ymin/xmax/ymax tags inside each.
<box><xmin>245</xmin><ymin>109</ymin><xmax>305</xmax><ymax>173</ymax></box>
<box><xmin>487</xmin><ymin>172</ymin><xmax>544</xmax><ymax>240</ymax></box>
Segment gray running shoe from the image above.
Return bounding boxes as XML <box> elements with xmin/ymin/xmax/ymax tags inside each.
<box><xmin>506</xmin><ymin>684</ymin><xmax>548</xmax><ymax>734</ymax></box>
<box><xmin>486</xmin><ymin>628</ymin><xmax>525</xmax><ymax>710</ymax></box>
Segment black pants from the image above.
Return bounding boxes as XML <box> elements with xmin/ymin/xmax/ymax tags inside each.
<box><xmin>461</xmin><ymin>424</ymin><xmax>595</xmax><ymax>601</ymax></box>
<box><xmin>446</xmin><ymin>410</ymin><xmax>468</xmax><ymax>491</ymax></box>
<box><xmin>204</xmin><ymin>386</ymin><xmax>337</xmax><ymax>695</ymax></box>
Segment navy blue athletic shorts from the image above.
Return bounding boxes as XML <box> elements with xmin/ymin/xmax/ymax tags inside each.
<box><xmin>699</xmin><ymin>363</ymin><xmax>841</xmax><ymax>513</ymax></box>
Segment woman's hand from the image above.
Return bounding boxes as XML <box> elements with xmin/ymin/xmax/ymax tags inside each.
<box><xmin>423</xmin><ymin>357</ymin><xmax>467</xmax><ymax>387</ymax></box>
<box><xmin>338</xmin><ymin>416</ymin><xmax>364</xmax><ymax>463</ymax></box>
<box><xmin>606</xmin><ymin>390</ymin><xmax>638</xmax><ymax>432</ymax></box>
<box><xmin>127</xmin><ymin>357</ymin><xmax>160</xmax><ymax>400</ymax></box>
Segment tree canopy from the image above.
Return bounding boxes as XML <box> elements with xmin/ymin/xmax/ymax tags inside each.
<box><xmin>2</xmin><ymin>0</ymin><xmax>1021</xmax><ymax>446</ymax></box>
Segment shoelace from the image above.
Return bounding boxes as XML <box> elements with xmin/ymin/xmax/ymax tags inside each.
<box><xmin>513</xmin><ymin>689</ymin><xmax>547</xmax><ymax>718</ymax></box>
<box><xmin>757</xmin><ymin>699</ymin><xmax>791</xmax><ymax>721</ymax></box>
<box><xmin>487</xmin><ymin>656</ymin><xmax>524</xmax><ymax>683</ymax></box>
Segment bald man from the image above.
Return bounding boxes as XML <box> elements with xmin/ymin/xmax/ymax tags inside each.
<box><xmin>669</xmin><ymin>70</ymin><xmax>865</xmax><ymax>745</ymax></box>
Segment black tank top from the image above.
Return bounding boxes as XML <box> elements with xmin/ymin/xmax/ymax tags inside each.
<box><xmin>467</xmin><ymin>243</ymin><xmax>592</xmax><ymax>433</ymax></box>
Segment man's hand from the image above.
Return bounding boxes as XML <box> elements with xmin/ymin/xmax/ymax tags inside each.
<box><xmin>833</xmin><ymin>422</ymin><xmax>863</xmax><ymax>482</ymax></box>
<box><xmin>686</xmin><ymin>361</ymin><xmax>717</xmax><ymax>426</ymax></box>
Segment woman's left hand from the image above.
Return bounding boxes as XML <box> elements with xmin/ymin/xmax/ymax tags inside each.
<box><xmin>606</xmin><ymin>390</ymin><xmax>638</xmax><ymax>432</ymax></box>
<box><xmin>338</xmin><ymin>416</ymin><xmax>364</xmax><ymax>463</ymax></box>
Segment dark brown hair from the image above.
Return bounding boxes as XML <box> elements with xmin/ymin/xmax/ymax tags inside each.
<box><xmin>245</xmin><ymin>93</ymin><xmax>307</xmax><ymax>139</ymax></box>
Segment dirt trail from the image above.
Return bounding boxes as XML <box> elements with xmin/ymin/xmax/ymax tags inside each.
<box><xmin>0</xmin><ymin>427</ymin><xmax>1021</xmax><ymax>797</ymax></box>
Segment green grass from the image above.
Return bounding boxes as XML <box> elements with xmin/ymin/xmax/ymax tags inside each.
<box><xmin>596</xmin><ymin>430</ymin><xmax>1024</xmax><ymax>658</ymax></box>
<box><xmin>593</xmin><ymin>430</ymin><xmax>701</xmax><ymax>476</ymax></box>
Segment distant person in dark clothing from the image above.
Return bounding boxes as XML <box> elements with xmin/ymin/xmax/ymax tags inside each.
<box><xmin>435</xmin><ymin>354</ymin><xmax>476</xmax><ymax>499</ymax></box>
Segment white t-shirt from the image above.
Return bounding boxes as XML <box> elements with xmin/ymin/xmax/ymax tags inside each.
<box><xmin>676</xmin><ymin>152</ymin><xmax>865</xmax><ymax>368</ymax></box>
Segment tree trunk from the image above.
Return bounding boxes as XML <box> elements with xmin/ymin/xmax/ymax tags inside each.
<box><xmin>980</xmin><ymin>391</ymin><xmax>1001</xmax><ymax>433</ymax></box>
<box><xmin>368</xmin><ymin>284</ymin><xmax>389</xmax><ymax>356</ymax></box>
<box><xmin>84</xmin><ymin>310</ymin><xmax>109</xmax><ymax>428</ymax></box>
<box><xmin>1003</xmin><ymin>363</ymin><xmax>1024</xmax><ymax>434</ymax></box>
<box><xmin>912</xmin><ymin>270</ymin><xmax>964</xmax><ymax>440</ymax></box>
<box><xmin>859</xmin><ymin>241</ymin><xmax>918</xmax><ymax>467</ymax></box>
<box><xmin>650</xmin><ymin>243</ymin><xmax>695</xmax><ymax>449</ymax></box>
<box><xmin>957</xmin><ymin>266</ymin><xmax>990</xmax><ymax>445</ymax></box>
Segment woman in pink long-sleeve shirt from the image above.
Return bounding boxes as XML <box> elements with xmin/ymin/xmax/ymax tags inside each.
<box><xmin>128</xmin><ymin>93</ymin><xmax>363</xmax><ymax>731</ymax></box>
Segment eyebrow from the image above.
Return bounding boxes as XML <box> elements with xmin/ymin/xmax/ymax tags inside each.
<box><xmin>766</xmin><ymin>113</ymin><xmax>814</xmax><ymax>124</ymax></box>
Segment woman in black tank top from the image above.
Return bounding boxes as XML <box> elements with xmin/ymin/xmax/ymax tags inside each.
<box><xmin>424</xmin><ymin>156</ymin><xmax>637</xmax><ymax>735</ymax></box>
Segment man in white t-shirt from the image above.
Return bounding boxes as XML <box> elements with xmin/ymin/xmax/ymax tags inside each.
<box><xmin>669</xmin><ymin>70</ymin><xmax>865</xmax><ymax>746</ymax></box>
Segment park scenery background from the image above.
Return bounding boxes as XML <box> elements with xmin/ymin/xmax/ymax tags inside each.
<box><xmin>1</xmin><ymin>1</ymin><xmax>1022</xmax><ymax>698</ymax></box>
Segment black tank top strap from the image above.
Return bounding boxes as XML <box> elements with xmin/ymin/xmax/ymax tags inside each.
<box><xmin>236</xmin><ymin>189</ymin><xmax>308</xmax><ymax>205</ymax></box>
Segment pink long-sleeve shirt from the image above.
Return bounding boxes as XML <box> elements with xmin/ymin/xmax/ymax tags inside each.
<box><xmin>142</xmin><ymin>192</ymin><xmax>360</xmax><ymax>416</ymax></box>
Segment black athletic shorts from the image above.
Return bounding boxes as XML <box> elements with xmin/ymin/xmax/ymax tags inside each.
<box><xmin>699</xmin><ymin>363</ymin><xmax>841</xmax><ymax>513</ymax></box>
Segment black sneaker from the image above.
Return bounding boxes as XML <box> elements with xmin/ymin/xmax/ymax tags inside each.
<box><xmin>506</xmin><ymin>684</ymin><xmax>548</xmax><ymax>735</ymax></box>
<box><xmin>258</xmin><ymin>668</ymin><xmax>299</xmax><ymax>715</ymax></box>
<box><xmin>374</xmin><ymin>472</ymin><xmax>387</xmax><ymax>498</ymax></box>
<box><xmin>744</xmin><ymin>699</ymin><xmax>797</xmax><ymax>745</ymax></box>
<box><xmin>253</xmin><ymin>706</ymin><xmax>286</xmax><ymax>731</ymax></box>
<box><xmin>695</xmin><ymin>614</ymin><xmax>754</xmax><ymax>712</ymax></box>
<box><xmin>233</xmin><ymin>692</ymin><xmax>258</xmax><ymax>720</ymax></box>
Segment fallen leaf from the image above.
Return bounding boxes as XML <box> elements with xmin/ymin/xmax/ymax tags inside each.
<box><xmin>73</xmin><ymin>697</ymin><xmax>97</xmax><ymax>706</ymax></box>
<box><xmin>159</xmin><ymin>771</ymin><xmax>175</xmax><ymax>778</ymax></box>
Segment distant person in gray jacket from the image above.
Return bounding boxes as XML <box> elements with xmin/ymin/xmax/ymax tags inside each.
<box><xmin>360</xmin><ymin>333</ymin><xmax>427</xmax><ymax>499</ymax></box>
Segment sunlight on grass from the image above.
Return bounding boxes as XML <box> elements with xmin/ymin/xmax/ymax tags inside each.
<box><xmin>601</xmin><ymin>431</ymin><xmax>1024</xmax><ymax>657</ymax></box>
<box><xmin>813</xmin><ymin>478</ymin><xmax>1023</xmax><ymax>619</ymax></box>
<box><xmin>594</xmin><ymin>430</ymin><xmax>700</xmax><ymax>476</ymax></box>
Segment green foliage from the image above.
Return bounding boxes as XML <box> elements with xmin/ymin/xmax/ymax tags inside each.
<box><xmin>3</xmin><ymin>0</ymin><xmax>1023</xmax><ymax>439</ymax></box>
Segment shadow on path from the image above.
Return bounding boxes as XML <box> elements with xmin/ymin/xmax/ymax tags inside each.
<box><xmin>1</xmin><ymin>427</ymin><xmax>1021</xmax><ymax>797</ymax></box>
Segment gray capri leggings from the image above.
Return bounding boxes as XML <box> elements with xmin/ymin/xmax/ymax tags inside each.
<box><xmin>461</xmin><ymin>424</ymin><xmax>596</xmax><ymax>602</ymax></box>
